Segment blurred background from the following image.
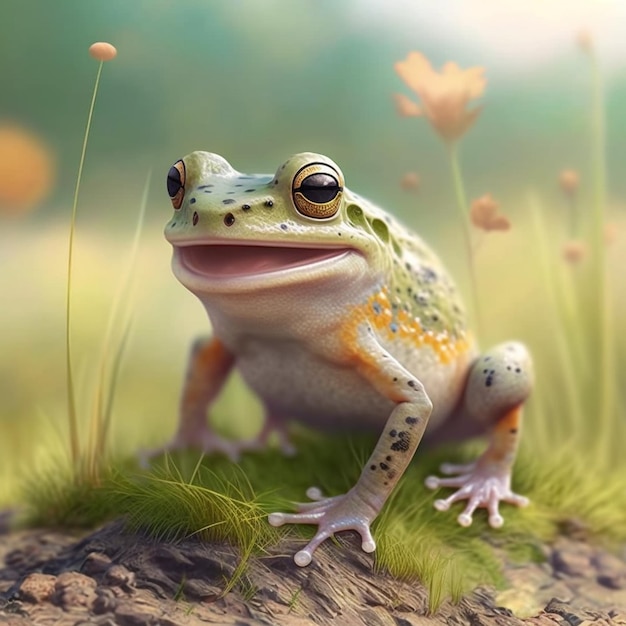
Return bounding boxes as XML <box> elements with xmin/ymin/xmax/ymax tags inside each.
<box><xmin>1</xmin><ymin>0</ymin><xmax>625</xmax><ymax>503</ymax></box>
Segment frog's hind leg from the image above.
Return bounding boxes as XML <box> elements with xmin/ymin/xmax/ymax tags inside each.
<box><xmin>425</xmin><ymin>341</ymin><xmax>533</xmax><ymax>528</ymax></box>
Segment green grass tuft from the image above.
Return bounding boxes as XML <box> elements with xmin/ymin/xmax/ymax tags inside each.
<box><xmin>18</xmin><ymin>429</ymin><xmax>626</xmax><ymax>612</ymax></box>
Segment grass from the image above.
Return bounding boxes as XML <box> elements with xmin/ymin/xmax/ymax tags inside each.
<box><xmin>3</xmin><ymin>40</ymin><xmax>626</xmax><ymax>615</ymax></box>
<box><xmin>18</xmin><ymin>429</ymin><xmax>626</xmax><ymax>612</ymax></box>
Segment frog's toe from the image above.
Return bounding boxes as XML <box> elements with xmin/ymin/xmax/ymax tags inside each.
<box><xmin>427</xmin><ymin>464</ymin><xmax>529</xmax><ymax>527</ymax></box>
<box><xmin>439</xmin><ymin>461</ymin><xmax>476</xmax><ymax>475</ymax></box>
<box><xmin>268</xmin><ymin>488</ymin><xmax>377</xmax><ymax>566</ymax></box>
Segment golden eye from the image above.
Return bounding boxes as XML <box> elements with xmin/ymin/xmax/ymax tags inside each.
<box><xmin>167</xmin><ymin>159</ymin><xmax>186</xmax><ymax>210</ymax></box>
<box><xmin>292</xmin><ymin>163</ymin><xmax>343</xmax><ymax>219</ymax></box>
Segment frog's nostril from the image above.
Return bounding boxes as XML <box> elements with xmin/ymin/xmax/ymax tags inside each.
<box><xmin>224</xmin><ymin>212</ymin><xmax>236</xmax><ymax>227</ymax></box>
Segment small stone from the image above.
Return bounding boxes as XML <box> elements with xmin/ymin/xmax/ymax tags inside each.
<box><xmin>93</xmin><ymin>587</ymin><xmax>119</xmax><ymax>615</ymax></box>
<box><xmin>597</xmin><ymin>573</ymin><xmax>626</xmax><ymax>590</ymax></box>
<box><xmin>104</xmin><ymin>564</ymin><xmax>136</xmax><ymax>590</ymax></box>
<box><xmin>82</xmin><ymin>551</ymin><xmax>113</xmax><ymax>575</ymax></box>
<box><xmin>594</xmin><ymin>551</ymin><xmax>625</xmax><ymax>570</ymax></box>
<box><xmin>182</xmin><ymin>577</ymin><xmax>220</xmax><ymax>600</ymax></box>
<box><xmin>18</xmin><ymin>573</ymin><xmax>56</xmax><ymax>603</ymax></box>
<box><xmin>551</xmin><ymin>545</ymin><xmax>592</xmax><ymax>577</ymax></box>
<box><xmin>52</xmin><ymin>571</ymin><xmax>97</xmax><ymax>609</ymax></box>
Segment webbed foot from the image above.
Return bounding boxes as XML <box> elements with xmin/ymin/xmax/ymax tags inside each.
<box><xmin>425</xmin><ymin>460</ymin><xmax>529</xmax><ymax>528</ymax></box>
<box><xmin>140</xmin><ymin>419</ymin><xmax>296</xmax><ymax>467</ymax></box>
<box><xmin>139</xmin><ymin>430</ymin><xmax>247</xmax><ymax>466</ymax></box>
<box><xmin>268</xmin><ymin>487</ymin><xmax>376</xmax><ymax>566</ymax></box>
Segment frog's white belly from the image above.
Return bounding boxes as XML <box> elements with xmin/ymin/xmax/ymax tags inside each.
<box><xmin>233</xmin><ymin>336</ymin><xmax>466</xmax><ymax>433</ymax></box>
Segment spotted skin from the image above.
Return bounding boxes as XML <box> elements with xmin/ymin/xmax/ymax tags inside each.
<box><xmin>158</xmin><ymin>151</ymin><xmax>534</xmax><ymax>566</ymax></box>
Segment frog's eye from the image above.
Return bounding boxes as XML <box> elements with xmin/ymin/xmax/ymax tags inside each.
<box><xmin>292</xmin><ymin>163</ymin><xmax>343</xmax><ymax>219</ymax></box>
<box><xmin>167</xmin><ymin>160</ymin><xmax>186</xmax><ymax>210</ymax></box>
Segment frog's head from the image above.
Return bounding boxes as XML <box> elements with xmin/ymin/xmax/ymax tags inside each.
<box><xmin>165</xmin><ymin>151</ymin><xmax>391</xmax><ymax>296</ymax></box>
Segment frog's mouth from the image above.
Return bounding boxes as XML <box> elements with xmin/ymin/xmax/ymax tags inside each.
<box><xmin>173</xmin><ymin>242</ymin><xmax>359</xmax><ymax>288</ymax></box>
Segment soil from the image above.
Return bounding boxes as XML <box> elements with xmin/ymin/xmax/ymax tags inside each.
<box><xmin>0</xmin><ymin>513</ymin><xmax>625</xmax><ymax>626</ymax></box>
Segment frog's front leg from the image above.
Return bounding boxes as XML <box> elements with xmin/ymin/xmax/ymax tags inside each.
<box><xmin>145</xmin><ymin>337</ymin><xmax>295</xmax><ymax>461</ymax></box>
<box><xmin>269</xmin><ymin>326</ymin><xmax>433</xmax><ymax>566</ymax></box>
<box><xmin>426</xmin><ymin>341</ymin><xmax>533</xmax><ymax>527</ymax></box>
<box><xmin>142</xmin><ymin>336</ymin><xmax>238</xmax><ymax>460</ymax></box>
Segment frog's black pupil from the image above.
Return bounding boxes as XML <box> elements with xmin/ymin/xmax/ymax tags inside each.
<box><xmin>299</xmin><ymin>173</ymin><xmax>340</xmax><ymax>204</ymax></box>
<box><xmin>167</xmin><ymin>166</ymin><xmax>182</xmax><ymax>198</ymax></box>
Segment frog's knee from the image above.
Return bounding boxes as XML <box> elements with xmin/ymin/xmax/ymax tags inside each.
<box><xmin>464</xmin><ymin>341</ymin><xmax>533</xmax><ymax>423</ymax></box>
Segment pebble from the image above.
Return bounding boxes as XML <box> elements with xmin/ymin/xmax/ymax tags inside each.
<box><xmin>52</xmin><ymin>571</ymin><xmax>97</xmax><ymax>609</ymax></box>
<box><xmin>104</xmin><ymin>564</ymin><xmax>136</xmax><ymax>590</ymax></box>
<box><xmin>82</xmin><ymin>551</ymin><xmax>113</xmax><ymax>575</ymax></box>
<box><xmin>17</xmin><ymin>573</ymin><xmax>56</xmax><ymax>603</ymax></box>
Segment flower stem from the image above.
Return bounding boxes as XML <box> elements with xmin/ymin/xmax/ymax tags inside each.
<box><xmin>66</xmin><ymin>61</ymin><xmax>103</xmax><ymax>469</ymax></box>
<box><xmin>448</xmin><ymin>143</ymin><xmax>482</xmax><ymax>336</ymax></box>
<box><xmin>588</xmin><ymin>50</ymin><xmax>614</xmax><ymax>462</ymax></box>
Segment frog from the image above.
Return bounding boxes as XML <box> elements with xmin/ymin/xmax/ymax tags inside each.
<box><xmin>160</xmin><ymin>150</ymin><xmax>533</xmax><ymax>567</ymax></box>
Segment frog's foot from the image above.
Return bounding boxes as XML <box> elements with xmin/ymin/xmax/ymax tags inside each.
<box><xmin>268</xmin><ymin>487</ymin><xmax>376</xmax><ymax>567</ymax></box>
<box><xmin>425</xmin><ymin>462</ymin><xmax>529</xmax><ymax>528</ymax></box>
<box><xmin>139</xmin><ymin>429</ymin><xmax>249</xmax><ymax>466</ymax></box>
<box><xmin>247</xmin><ymin>413</ymin><xmax>297</xmax><ymax>457</ymax></box>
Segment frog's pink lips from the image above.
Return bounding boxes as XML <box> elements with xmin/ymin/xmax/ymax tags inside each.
<box><xmin>174</xmin><ymin>243</ymin><xmax>355</xmax><ymax>282</ymax></box>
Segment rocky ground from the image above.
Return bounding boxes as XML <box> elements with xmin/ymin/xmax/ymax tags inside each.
<box><xmin>0</xmin><ymin>513</ymin><xmax>625</xmax><ymax>626</ymax></box>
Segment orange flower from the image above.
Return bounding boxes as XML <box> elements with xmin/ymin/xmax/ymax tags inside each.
<box><xmin>393</xmin><ymin>93</ymin><xmax>422</xmax><ymax>118</ymax></box>
<box><xmin>394</xmin><ymin>52</ymin><xmax>486</xmax><ymax>143</ymax></box>
<box><xmin>89</xmin><ymin>42</ymin><xmax>117</xmax><ymax>62</ymax></box>
<box><xmin>562</xmin><ymin>240</ymin><xmax>587</xmax><ymax>264</ymax></box>
<box><xmin>559</xmin><ymin>169</ymin><xmax>579</xmax><ymax>196</ymax></box>
<box><xmin>0</xmin><ymin>123</ymin><xmax>55</xmax><ymax>215</ymax></box>
<box><xmin>400</xmin><ymin>172</ymin><xmax>420</xmax><ymax>191</ymax></box>
<box><xmin>576</xmin><ymin>30</ymin><xmax>593</xmax><ymax>54</ymax></box>
<box><xmin>470</xmin><ymin>194</ymin><xmax>510</xmax><ymax>232</ymax></box>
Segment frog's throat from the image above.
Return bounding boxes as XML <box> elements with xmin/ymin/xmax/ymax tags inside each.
<box><xmin>171</xmin><ymin>241</ymin><xmax>364</xmax><ymax>293</ymax></box>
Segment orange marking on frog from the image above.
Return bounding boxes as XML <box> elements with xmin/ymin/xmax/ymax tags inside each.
<box><xmin>364</xmin><ymin>288</ymin><xmax>470</xmax><ymax>364</ymax></box>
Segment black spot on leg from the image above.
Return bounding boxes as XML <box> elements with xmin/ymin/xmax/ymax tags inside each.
<box><xmin>387</xmin><ymin>470</ymin><xmax>397</xmax><ymax>480</ymax></box>
<box><xmin>405</xmin><ymin>416</ymin><xmax>418</xmax><ymax>425</ymax></box>
<box><xmin>390</xmin><ymin>431</ymin><xmax>411</xmax><ymax>452</ymax></box>
<box><xmin>370</xmin><ymin>464</ymin><xmax>376</xmax><ymax>471</ymax></box>
<box><xmin>192</xmin><ymin>212</ymin><xmax>199</xmax><ymax>226</ymax></box>
<box><xmin>389</xmin><ymin>429</ymin><xmax>397</xmax><ymax>437</ymax></box>
<box><xmin>407</xmin><ymin>380</ymin><xmax>417</xmax><ymax>388</ymax></box>
<box><xmin>485</xmin><ymin>369</ymin><xmax>495</xmax><ymax>387</ymax></box>
<box><xmin>224</xmin><ymin>212</ymin><xmax>235</xmax><ymax>227</ymax></box>
<box><xmin>379</xmin><ymin>462</ymin><xmax>389</xmax><ymax>470</ymax></box>
<box><xmin>386</xmin><ymin>455</ymin><xmax>392</xmax><ymax>462</ymax></box>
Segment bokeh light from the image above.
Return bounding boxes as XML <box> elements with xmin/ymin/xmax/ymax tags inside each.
<box><xmin>0</xmin><ymin>123</ymin><xmax>55</xmax><ymax>216</ymax></box>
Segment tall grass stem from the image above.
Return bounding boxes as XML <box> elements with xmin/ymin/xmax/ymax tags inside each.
<box><xmin>66</xmin><ymin>61</ymin><xmax>104</xmax><ymax>468</ymax></box>
<box><xmin>448</xmin><ymin>143</ymin><xmax>481</xmax><ymax>336</ymax></box>
<box><xmin>589</xmin><ymin>50</ymin><xmax>614</xmax><ymax>461</ymax></box>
